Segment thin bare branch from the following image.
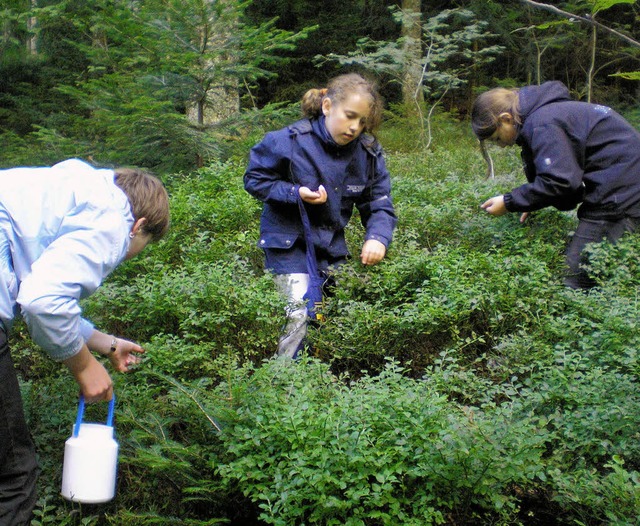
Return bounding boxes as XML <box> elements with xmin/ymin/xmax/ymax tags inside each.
<box><xmin>519</xmin><ymin>0</ymin><xmax>640</xmax><ymax>49</ymax></box>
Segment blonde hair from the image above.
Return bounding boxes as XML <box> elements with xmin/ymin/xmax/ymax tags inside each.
<box><xmin>114</xmin><ymin>168</ymin><xmax>170</xmax><ymax>241</ymax></box>
<box><xmin>471</xmin><ymin>87</ymin><xmax>521</xmax><ymax>140</ymax></box>
<box><xmin>300</xmin><ymin>73</ymin><xmax>383</xmax><ymax>134</ymax></box>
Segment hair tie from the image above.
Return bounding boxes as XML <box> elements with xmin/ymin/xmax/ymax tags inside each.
<box><xmin>320</xmin><ymin>88</ymin><xmax>328</xmax><ymax>97</ymax></box>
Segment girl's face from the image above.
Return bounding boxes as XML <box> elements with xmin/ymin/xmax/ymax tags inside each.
<box><xmin>322</xmin><ymin>92</ymin><xmax>371</xmax><ymax>145</ymax></box>
<box><xmin>487</xmin><ymin>112</ymin><xmax>517</xmax><ymax>148</ymax></box>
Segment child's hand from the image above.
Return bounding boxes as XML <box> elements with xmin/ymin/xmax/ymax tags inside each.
<box><xmin>86</xmin><ymin>330</ymin><xmax>144</xmax><ymax>373</ymax></box>
<box><xmin>107</xmin><ymin>338</ymin><xmax>145</xmax><ymax>373</ymax></box>
<box><xmin>361</xmin><ymin>239</ymin><xmax>386</xmax><ymax>266</ymax></box>
<box><xmin>480</xmin><ymin>195</ymin><xmax>508</xmax><ymax>216</ymax></box>
<box><xmin>299</xmin><ymin>185</ymin><xmax>327</xmax><ymax>204</ymax></box>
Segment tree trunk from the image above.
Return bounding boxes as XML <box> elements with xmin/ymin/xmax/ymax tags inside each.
<box><xmin>186</xmin><ymin>81</ymin><xmax>239</xmax><ymax>127</ymax></box>
<box><xmin>186</xmin><ymin>0</ymin><xmax>239</xmax><ymax>128</ymax></box>
<box><xmin>27</xmin><ymin>0</ymin><xmax>37</xmax><ymax>55</ymax></box>
<box><xmin>400</xmin><ymin>0</ymin><xmax>423</xmax><ymax>112</ymax></box>
<box><xmin>587</xmin><ymin>23</ymin><xmax>597</xmax><ymax>102</ymax></box>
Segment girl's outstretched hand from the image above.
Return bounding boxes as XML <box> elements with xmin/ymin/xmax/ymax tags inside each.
<box><xmin>299</xmin><ymin>185</ymin><xmax>328</xmax><ymax>205</ymax></box>
<box><xmin>86</xmin><ymin>330</ymin><xmax>145</xmax><ymax>373</ymax></box>
<box><xmin>107</xmin><ymin>338</ymin><xmax>145</xmax><ymax>373</ymax></box>
<box><xmin>481</xmin><ymin>195</ymin><xmax>508</xmax><ymax>216</ymax></box>
<box><xmin>361</xmin><ymin>239</ymin><xmax>386</xmax><ymax>266</ymax></box>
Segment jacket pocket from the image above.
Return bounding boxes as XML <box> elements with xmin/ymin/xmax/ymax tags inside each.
<box><xmin>258</xmin><ymin>231</ymin><xmax>300</xmax><ymax>250</ymax></box>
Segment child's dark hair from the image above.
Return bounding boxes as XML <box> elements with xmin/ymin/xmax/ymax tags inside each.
<box><xmin>114</xmin><ymin>168</ymin><xmax>170</xmax><ymax>241</ymax></box>
<box><xmin>301</xmin><ymin>73</ymin><xmax>383</xmax><ymax>134</ymax></box>
<box><xmin>471</xmin><ymin>87</ymin><xmax>521</xmax><ymax>140</ymax></box>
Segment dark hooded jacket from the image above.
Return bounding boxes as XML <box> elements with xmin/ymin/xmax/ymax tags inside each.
<box><xmin>504</xmin><ymin>81</ymin><xmax>640</xmax><ymax>220</ymax></box>
<box><xmin>244</xmin><ymin>116</ymin><xmax>397</xmax><ymax>274</ymax></box>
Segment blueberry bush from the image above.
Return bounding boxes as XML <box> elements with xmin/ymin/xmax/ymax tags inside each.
<box><xmin>15</xmin><ymin>117</ymin><xmax>640</xmax><ymax>525</ymax></box>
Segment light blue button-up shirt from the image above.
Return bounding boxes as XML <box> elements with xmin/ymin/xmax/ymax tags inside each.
<box><xmin>0</xmin><ymin>159</ymin><xmax>134</xmax><ymax>361</ymax></box>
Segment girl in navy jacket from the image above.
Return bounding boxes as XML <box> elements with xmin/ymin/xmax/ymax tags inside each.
<box><xmin>472</xmin><ymin>81</ymin><xmax>640</xmax><ymax>288</ymax></box>
<box><xmin>244</xmin><ymin>73</ymin><xmax>397</xmax><ymax>358</ymax></box>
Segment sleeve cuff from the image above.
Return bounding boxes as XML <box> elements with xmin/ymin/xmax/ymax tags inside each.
<box><xmin>503</xmin><ymin>193</ymin><xmax>515</xmax><ymax>212</ymax></box>
<box><xmin>79</xmin><ymin>318</ymin><xmax>95</xmax><ymax>341</ymax></box>
<box><xmin>287</xmin><ymin>184</ymin><xmax>300</xmax><ymax>203</ymax></box>
<box><xmin>365</xmin><ymin>234</ymin><xmax>390</xmax><ymax>247</ymax></box>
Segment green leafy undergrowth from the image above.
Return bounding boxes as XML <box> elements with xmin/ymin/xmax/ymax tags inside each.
<box><xmin>216</xmin><ymin>358</ymin><xmax>548</xmax><ymax>526</ymax></box>
<box><xmin>18</xmin><ymin>119</ymin><xmax>640</xmax><ymax>525</ymax></box>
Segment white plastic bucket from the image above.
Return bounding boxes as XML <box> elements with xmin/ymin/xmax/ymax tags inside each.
<box><xmin>61</xmin><ymin>395</ymin><xmax>118</xmax><ymax>503</ymax></box>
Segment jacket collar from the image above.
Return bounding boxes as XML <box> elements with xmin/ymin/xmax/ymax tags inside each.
<box><xmin>311</xmin><ymin>116</ymin><xmax>358</xmax><ymax>153</ymax></box>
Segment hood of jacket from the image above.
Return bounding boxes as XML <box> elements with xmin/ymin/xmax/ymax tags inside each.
<box><xmin>518</xmin><ymin>81</ymin><xmax>572</xmax><ymax>121</ymax></box>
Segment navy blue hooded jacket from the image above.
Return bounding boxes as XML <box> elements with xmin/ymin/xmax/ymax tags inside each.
<box><xmin>244</xmin><ymin>116</ymin><xmax>397</xmax><ymax>274</ymax></box>
<box><xmin>504</xmin><ymin>81</ymin><xmax>640</xmax><ymax>220</ymax></box>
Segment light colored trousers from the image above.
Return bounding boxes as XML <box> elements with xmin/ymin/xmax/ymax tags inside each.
<box><xmin>273</xmin><ymin>273</ymin><xmax>310</xmax><ymax>359</ymax></box>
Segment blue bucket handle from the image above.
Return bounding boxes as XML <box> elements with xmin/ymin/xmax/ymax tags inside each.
<box><xmin>73</xmin><ymin>394</ymin><xmax>116</xmax><ymax>438</ymax></box>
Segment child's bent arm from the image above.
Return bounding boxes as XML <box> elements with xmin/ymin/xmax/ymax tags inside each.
<box><xmin>63</xmin><ymin>346</ymin><xmax>113</xmax><ymax>402</ymax></box>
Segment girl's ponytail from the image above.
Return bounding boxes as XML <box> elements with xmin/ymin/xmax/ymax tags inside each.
<box><xmin>301</xmin><ymin>88</ymin><xmax>327</xmax><ymax>119</ymax></box>
<box><xmin>471</xmin><ymin>87</ymin><xmax>520</xmax><ymax>179</ymax></box>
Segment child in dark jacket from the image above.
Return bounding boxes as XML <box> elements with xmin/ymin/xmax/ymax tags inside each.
<box><xmin>472</xmin><ymin>80</ymin><xmax>640</xmax><ymax>288</ymax></box>
<box><xmin>244</xmin><ymin>73</ymin><xmax>397</xmax><ymax>358</ymax></box>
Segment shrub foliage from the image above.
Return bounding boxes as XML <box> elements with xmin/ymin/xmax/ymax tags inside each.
<box><xmin>15</xmin><ymin>119</ymin><xmax>640</xmax><ymax>525</ymax></box>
